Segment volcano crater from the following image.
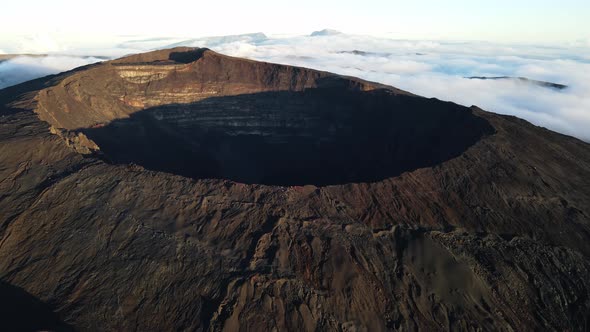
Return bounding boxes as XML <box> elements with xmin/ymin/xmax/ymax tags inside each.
<box><xmin>81</xmin><ymin>88</ymin><xmax>493</xmax><ymax>186</ymax></box>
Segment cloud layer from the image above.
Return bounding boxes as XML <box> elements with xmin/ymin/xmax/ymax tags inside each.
<box><xmin>0</xmin><ymin>55</ymin><xmax>106</xmax><ymax>88</ymax></box>
<box><xmin>183</xmin><ymin>33</ymin><xmax>590</xmax><ymax>141</ymax></box>
<box><xmin>1</xmin><ymin>33</ymin><xmax>589</xmax><ymax>141</ymax></box>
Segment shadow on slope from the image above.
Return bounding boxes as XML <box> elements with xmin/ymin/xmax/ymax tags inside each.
<box><xmin>81</xmin><ymin>89</ymin><xmax>495</xmax><ymax>186</ymax></box>
<box><xmin>0</xmin><ymin>281</ymin><xmax>74</xmax><ymax>331</ymax></box>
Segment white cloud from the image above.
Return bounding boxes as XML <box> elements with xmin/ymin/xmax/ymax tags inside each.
<box><xmin>0</xmin><ymin>56</ymin><xmax>105</xmax><ymax>89</ymax></box>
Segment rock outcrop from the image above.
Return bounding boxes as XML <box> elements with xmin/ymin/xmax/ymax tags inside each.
<box><xmin>1</xmin><ymin>47</ymin><xmax>590</xmax><ymax>331</ymax></box>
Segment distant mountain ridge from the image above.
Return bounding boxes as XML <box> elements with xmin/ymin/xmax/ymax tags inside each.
<box><xmin>467</xmin><ymin>76</ymin><xmax>568</xmax><ymax>90</ymax></box>
<box><xmin>310</xmin><ymin>29</ymin><xmax>343</xmax><ymax>37</ymax></box>
<box><xmin>166</xmin><ymin>32</ymin><xmax>268</xmax><ymax>48</ymax></box>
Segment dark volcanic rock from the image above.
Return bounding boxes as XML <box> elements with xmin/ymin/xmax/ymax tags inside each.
<box><xmin>1</xmin><ymin>47</ymin><xmax>590</xmax><ymax>331</ymax></box>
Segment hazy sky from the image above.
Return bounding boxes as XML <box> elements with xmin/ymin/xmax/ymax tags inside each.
<box><xmin>1</xmin><ymin>0</ymin><xmax>589</xmax><ymax>44</ymax></box>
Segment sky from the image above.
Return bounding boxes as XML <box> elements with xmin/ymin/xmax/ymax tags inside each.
<box><xmin>0</xmin><ymin>1</ymin><xmax>589</xmax><ymax>141</ymax></box>
<box><xmin>1</xmin><ymin>0</ymin><xmax>589</xmax><ymax>44</ymax></box>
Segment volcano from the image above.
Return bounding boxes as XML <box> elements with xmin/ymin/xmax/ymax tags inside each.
<box><xmin>1</xmin><ymin>47</ymin><xmax>590</xmax><ymax>331</ymax></box>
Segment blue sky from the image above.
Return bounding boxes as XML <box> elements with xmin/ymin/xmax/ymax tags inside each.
<box><xmin>1</xmin><ymin>0</ymin><xmax>589</xmax><ymax>43</ymax></box>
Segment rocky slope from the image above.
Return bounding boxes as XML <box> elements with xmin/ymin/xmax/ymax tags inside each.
<box><xmin>1</xmin><ymin>47</ymin><xmax>590</xmax><ymax>331</ymax></box>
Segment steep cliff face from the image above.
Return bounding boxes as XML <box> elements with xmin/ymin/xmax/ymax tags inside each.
<box><xmin>1</xmin><ymin>48</ymin><xmax>590</xmax><ymax>331</ymax></box>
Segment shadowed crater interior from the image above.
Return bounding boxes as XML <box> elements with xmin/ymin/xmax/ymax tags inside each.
<box><xmin>0</xmin><ymin>281</ymin><xmax>74</xmax><ymax>331</ymax></box>
<box><xmin>81</xmin><ymin>89</ymin><xmax>494</xmax><ymax>186</ymax></box>
<box><xmin>169</xmin><ymin>48</ymin><xmax>208</xmax><ymax>63</ymax></box>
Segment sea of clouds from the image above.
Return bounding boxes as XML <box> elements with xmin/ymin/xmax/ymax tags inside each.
<box><xmin>1</xmin><ymin>31</ymin><xmax>589</xmax><ymax>141</ymax></box>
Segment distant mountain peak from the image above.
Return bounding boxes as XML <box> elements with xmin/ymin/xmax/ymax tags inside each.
<box><xmin>310</xmin><ymin>29</ymin><xmax>343</xmax><ymax>37</ymax></box>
